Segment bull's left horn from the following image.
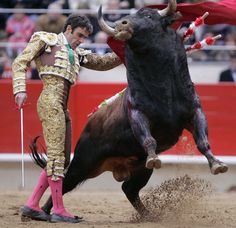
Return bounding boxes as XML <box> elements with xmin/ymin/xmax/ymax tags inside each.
<box><xmin>158</xmin><ymin>0</ymin><xmax>177</xmax><ymax>17</ymax></box>
<box><xmin>97</xmin><ymin>5</ymin><xmax>116</xmax><ymax>36</ymax></box>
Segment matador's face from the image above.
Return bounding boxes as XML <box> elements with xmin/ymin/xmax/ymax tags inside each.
<box><xmin>64</xmin><ymin>26</ymin><xmax>90</xmax><ymax>50</ymax></box>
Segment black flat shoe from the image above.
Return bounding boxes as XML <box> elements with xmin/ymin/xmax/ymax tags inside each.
<box><xmin>21</xmin><ymin>206</ymin><xmax>50</xmax><ymax>221</ymax></box>
<box><xmin>50</xmin><ymin>214</ymin><xmax>83</xmax><ymax>223</ymax></box>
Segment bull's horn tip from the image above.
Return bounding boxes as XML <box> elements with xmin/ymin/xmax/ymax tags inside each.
<box><xmin>98</xmin><ymin>5</ymin><xmax>102</xmax><ymax>19</ymax></box>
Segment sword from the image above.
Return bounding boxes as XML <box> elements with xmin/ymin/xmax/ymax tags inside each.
<box><xmin>20</xmin><ymin>107</ymin><xmax>25</xmax><ymax>189</ymax></box>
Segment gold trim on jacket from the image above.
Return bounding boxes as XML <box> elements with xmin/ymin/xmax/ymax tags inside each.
<box><xmin>12</xmin><ymin>31</ymin><xmax>122</xmax><ymax>95</ymax></box>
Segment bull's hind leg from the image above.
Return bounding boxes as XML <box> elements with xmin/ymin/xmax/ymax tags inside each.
<box><xmin>122</xmin><ymin>166</ymin><xmax>153</xmax><ymax>216</ymax></box>
<box><xmin>188</xmin><ymin>107</ymin><xmax>228</xmax><ymax>174</ymax></box>
<box><xmin>128</xmin><ymin>107</ymin><xmax>161</xmax><ymax>169</ymax></box>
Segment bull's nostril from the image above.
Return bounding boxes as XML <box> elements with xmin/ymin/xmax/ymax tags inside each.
<box><xmin>122</xmin><ymin>20</ymin><xmax>128</xmax><ymax>25</ymax></box>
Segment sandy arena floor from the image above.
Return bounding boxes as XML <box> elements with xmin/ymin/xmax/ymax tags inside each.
<box><xmin>1</xmin><ymin>175</ymin><xmax>236</xmax><ymax>228</ymax></box>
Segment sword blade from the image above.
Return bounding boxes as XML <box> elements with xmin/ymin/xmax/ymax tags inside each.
<box><xmin>20</xmin><ymin>108</ymin><xmax>25</xmax><ymax>188</ymax></box>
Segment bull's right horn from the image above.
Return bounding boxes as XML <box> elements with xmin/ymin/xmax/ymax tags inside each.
<box><xmin>158</xmin><ymin>0</ymin><xmax>177</xmax><ymax>17</ymax></box>
<box><xmin>97</xmin><ymin>5</ymin><xmax>116</xmax><ymax>36</ymax></box>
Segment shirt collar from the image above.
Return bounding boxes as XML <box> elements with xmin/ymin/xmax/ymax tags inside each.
<box><xmin>61</xmin><ymin>33</ymin><xmax>69</xmax><ymax>45</ymax></box>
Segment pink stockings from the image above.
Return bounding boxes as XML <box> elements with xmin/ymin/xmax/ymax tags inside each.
<box><xmin>26</xmin><ymin>171</ymin><xmax>74</xmax><ymax>218</ymax></box>
<box><xmin>48</xmin><ymin>176</ymin><xmax>74</xmax><ymax>218</ymax></box>
<box><xmin>26</xmin><ymin>170</ymin><xmax>48</xmax><ymax>211</ymax></box>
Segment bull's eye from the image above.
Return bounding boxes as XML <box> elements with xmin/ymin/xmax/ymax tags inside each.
<box><xmin>146</xmin><ymin>15</ymin><xmax>152</xmax><ymax>19</ymax></box>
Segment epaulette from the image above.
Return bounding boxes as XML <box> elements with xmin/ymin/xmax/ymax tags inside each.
<box><xmin>31</xmin><ymin>31</ymin><xmax>58</xmax><ymax>46</ymax></box>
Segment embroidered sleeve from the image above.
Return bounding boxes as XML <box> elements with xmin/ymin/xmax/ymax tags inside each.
<box><xmin>12</xmin><ymin>33</ymin><xmax>46</xmax><ymax>95</ymax></box>
<box><xmin>76</xmin><ymin>48</ymin><xmax>91</xmax><ymax>65</ymax></box>
<box><xmin>81</xmin><ymin>52</ymin><xmax>122</xmax><ymax>71</ymax></box>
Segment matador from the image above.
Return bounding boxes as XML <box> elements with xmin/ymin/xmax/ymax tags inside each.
<box><xmin>12</xmin><ymin>14</ymin><xmax>121</xmax><ymax>223</ymax></box>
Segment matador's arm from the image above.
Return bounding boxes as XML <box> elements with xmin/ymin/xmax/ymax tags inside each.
<box><xmin>12</xmin><ymin>35</ymin><xmax>45</xmax><ymax>95</ymax></box>
<box><xmin>12</xmin><ymin>33</ymin><xmax>47</xmax><ymax>95</ymax></box>
<box><xmin>77</xmin><ymin>48</ymin><xmax>122</xmax><ymax>71</ymax></box>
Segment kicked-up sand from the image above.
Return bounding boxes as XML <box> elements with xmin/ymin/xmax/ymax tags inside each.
<box><xmin>1</xmin><ymin>175</ymin><xmax>236</xmax><ymax>228</ymax></box>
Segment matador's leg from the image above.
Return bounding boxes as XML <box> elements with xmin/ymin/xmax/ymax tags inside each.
<box><xmin>37</xmin><ymin>77</ymin><xmax>80</xmax><ymax>222</ymax></box>
<box><xmin>37</xmin><ymin>76</ymin><xmax>68</xmax><ymax>180</ymax></box>
<box><xmin>38</xmin><ymin>99</ymin><xmax>66</xmax><ymax>180</ymax></box>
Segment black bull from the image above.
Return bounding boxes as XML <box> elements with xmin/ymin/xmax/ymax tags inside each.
<box><xmin>33</xmin><ymin>3</ymin><xmax>228</xmax><ymax>216</ymax></box>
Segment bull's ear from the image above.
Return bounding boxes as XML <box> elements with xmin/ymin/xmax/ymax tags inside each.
<box><xmin>161</xmin><ymin>11</ymin><xmax>182</xmax><ymax>28</ymax></box>
<box><xmin>161</xmin><ymin>16</ymin><xmax>175</xmax><ymax>29</ymax></box>
<box><xmin>173</xmin><ymin>11</ymin><xmax>182</xmax><ymax>21</ymax></box>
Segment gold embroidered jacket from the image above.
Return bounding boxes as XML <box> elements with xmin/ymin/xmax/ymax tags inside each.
<box><xmin>12</xmin><ymin>31</ymin><xmax>121</xmax><ymax>95</ymax></box>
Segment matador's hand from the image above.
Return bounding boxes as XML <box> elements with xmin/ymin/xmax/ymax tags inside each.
<box><xmin>15</xmin><ymin>92</ymin><xmax>27</xmax><ymax>109</ymax></box>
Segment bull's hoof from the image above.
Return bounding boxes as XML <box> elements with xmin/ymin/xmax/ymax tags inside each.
<box><xmin>211</xmin><ymin>161</ymin><xmax>228</xmax><ymax>175</ymax></box>
<box><xmin>138</xmin><ymin>208</ymin><xmax>150</xmax><ymax>218</ymax></box>
<box><xmin>145</xmin><ymin>155</ymin><xmax>161</xmax><ymax>169</ymax></box>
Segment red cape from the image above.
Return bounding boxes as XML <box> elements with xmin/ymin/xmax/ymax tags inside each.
<box><xmin>108</xmin><ymin>0</ymin><xmax>236</xmax><ymax>64</ymax></box>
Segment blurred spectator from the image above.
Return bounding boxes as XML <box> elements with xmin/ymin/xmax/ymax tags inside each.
<box><xmin>103</xmin><ymin>0</ymin><xmax>123</xmax><ymax>23</ymax></box>
<box><xmin>201</xmin><ymin>24</ymin><xmax>231</xmax><ymax>43</ymax></box>
<box><xmin>120</xmin><ymin>0</ymin><xmax>135</xmax><ymax>9</ymax></box>
<box><xmin>35</xmin><ymin>2</ymin><xmax>67</xmax><ymax>34</ymax></box>
<box><xmin>89</xmin><ymin>1</ymin><xmax>109</xmax><ymax>10</ymax></box>
<box><xmin>5</xmin><ymin>3</ymin><xmax>35</xmax><ymax>58</ymax></box>
<box><xmin>213</xmin><ymin>33</ymin><xmax>236</xmax><ymax>61</ymax></box>
<box><xmin>0</xmin><ymin>51</ymin><xmax>13</xmax><ymax>79</ymax></box>
<box><xmin>10</xmin><ymin>0</ymin><xmax>44</xmax><ymax>9</ymax></box>
<box><xmin>224</xmin><ymin>33</ymin><xmax>236</xmax><ymax>46</ymax></box>
<box><xmin>0</xmin><ymin>50</ymin><xmax>34</xmax><ymax>80</ymax></box>
<box><xmin>37</xmin><ymin>0</ymin><xmax>56</xmax><ymax>8</ymax></box>
<box><xmin>73</xmin><ymin>2</ymin><xmax>100</xmax><ymax>42</ymax></box>
<box><xmin>219</xmin><ymin>53</ymin><xmax>236</xmax><ymax>83</ymax></box>
<box><xmin>92</xmin><ymin>31</ymin><xmax>111</xmax><ymax>55</ymax></box>
<box><xmin>2</xmin><ymin>0</ymin><xmax>70</xmax><ymax>10</ymax></box>
<box><xmin>0</xmin><ymin>30</ymin><xmax>8</xmax><ymax>47</ymax></box>
<box><xmin>67</xmin><ymin>0</ymin><xmax>87</xmax><ymax>10</ymax></box>
<box><xmin>0</xmin><ymin>0</ymin><xmax>15</xmax><ymax>30</ymax></box>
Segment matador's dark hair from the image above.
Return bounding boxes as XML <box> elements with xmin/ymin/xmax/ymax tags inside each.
<box><xmin>63</xmin><ymin>14</ymin><xmax>93</xmax><ymax>34</ymax></box>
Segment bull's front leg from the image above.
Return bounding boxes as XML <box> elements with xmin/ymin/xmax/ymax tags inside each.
<box><xmin>128</xmin><ymin>104</ymin><xmax>161</xmax><ymax>169</ymax></box>
<box><xmin>122</xmin><ymin>167</ymin><xmax>153</xmax><ymax>216</ymax></box>
<box><xmin>188</xmin><ymin>107</ymin><xmax>228</xmax><ymax>174</ymax></box>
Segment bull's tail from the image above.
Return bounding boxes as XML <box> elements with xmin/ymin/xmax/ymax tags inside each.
<box><xmin>29</xmin><ymin>136</ymin><xmax>47</xmax><ymax>169</ymax></box>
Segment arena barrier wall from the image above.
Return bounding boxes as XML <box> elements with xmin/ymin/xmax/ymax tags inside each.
<box><xmin>0</xmin><ymin>80</ymin><xmax>236</xmax><ymax>162</ymax></box>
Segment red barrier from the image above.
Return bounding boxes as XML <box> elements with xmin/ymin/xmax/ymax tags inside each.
<box><xmin>1</xmin><ymin>80</ymin><xmax>236</xmax><ymax>156</ymax></box>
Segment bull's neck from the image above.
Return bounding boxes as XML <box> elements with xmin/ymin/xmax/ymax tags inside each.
<box><xmin>126</xmin><ymin>40</ymin><xmax>159</xmax><ymax>54</ymax></box>
<box><xmin>125</xmin><ymin>43</ymin><xmax>172</xmax><ymax>75</ymax></box>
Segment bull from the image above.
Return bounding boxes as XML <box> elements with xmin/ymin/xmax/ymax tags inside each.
<box><xmin>33</xmin><ymin>0</ymin><xmax>228</xmax><ymax>216</ymax></box>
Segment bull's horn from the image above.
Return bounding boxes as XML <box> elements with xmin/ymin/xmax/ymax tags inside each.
<box><xmin>97</xmin><ymin>5</ymin><xmax>116</xmax><ymax>36</ymax></box>
<box><xmin>158</xmin><ymin>0</ymin><xmax>177</xmax><ymax>17</ymax></box>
